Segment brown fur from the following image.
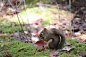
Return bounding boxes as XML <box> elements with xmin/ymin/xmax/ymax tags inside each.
<box><xmin>39</xmin><ymin>28</ymin><xmax>65</xmax><ymax>49</ymax></box>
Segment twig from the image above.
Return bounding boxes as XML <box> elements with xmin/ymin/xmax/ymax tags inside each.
<box><xmin>8</xmin><ymin>0</ymin><xmax>14</xmax><ymax>8</ymax></box>
<box><xmin>23</xmin><ymin>0</ymin><xmax>32</xmax><ymax>41</ymax></box>
<box><xmin>69</xmin><ymin>0</ymin><xmax>72</xmax><ymax>38</ymax></box>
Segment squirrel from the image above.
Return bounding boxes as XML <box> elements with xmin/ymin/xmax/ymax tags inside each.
<box><xmin>39</xmin><ymin>28</ymin><xmax>65</xmax><ymax>49</ymax></box>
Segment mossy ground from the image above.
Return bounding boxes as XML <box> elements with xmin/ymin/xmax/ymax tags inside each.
<box><xmin>0</xmin><ymin>17</ymin><xmax>26</xmax><ymax>33</ymax></box>
<box><xmin>0</xmin><ymin>0</ymin><xmax>85</xmax><ymax>57</ymax></box>
<box><xmin>0</xmin><ymin>37</ymin><xmax>86</xmax><ymax>57</ymax></box>
<box><xmin>0</xmin><ymin>12</ymin><xmax>85</xmax><ymax>57</ymax></box>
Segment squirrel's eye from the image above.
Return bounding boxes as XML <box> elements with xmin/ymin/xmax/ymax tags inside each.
<box><xmin>40</xmin><ymin>33</ymin><xmax>43</xmax><ymax>36</ymax></box>
<box><xmin>41</xmin><ymin>33</ymin><xmax>43</xmax><ymax>35</ymax></box>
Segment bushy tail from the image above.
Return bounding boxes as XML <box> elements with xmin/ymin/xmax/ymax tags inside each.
<box><xmin>52</xmin><ymin>28</ymin><xmax>66</xmax><ymax>49</ymax></box>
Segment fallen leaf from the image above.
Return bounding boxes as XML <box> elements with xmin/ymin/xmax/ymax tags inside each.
<box><xmin>74</xmin><ymin>32</ymin><xmax>81</xmax><ymax>37</ymax></box>
<box><xmin>78</xmin><ymin>38</ymin><xmax>84</xmax><ymax>43</ymax></box>
<box><xmin>0</xmin><ymin>31</ymin><xmax>4</xmax><ymax>34</ymax></box>
<box><xmin>24</xmin><ymin>31</ymin><xmax>28</xmax><ymax>34</ymax></box>
<box><xmin>17</xmin><ymin>47</ymin><xmax>25</xmax><ymax>52</ymax></box>
<box><xmin>35</xmin><ymin>32</ymin><xmax>39</xmax><ymax>36</ymax></box>
<box><xmin>35</xmin><ymin>40</ymin><xmax>45</xmax><ymax>48</ymax></box>
<box><xmin>79</xmin><ymin>34</ymin><xmax>86</xmax><ymax>40</ymax></box>
<box><xmin>49</xmin><ymin>51</ymin><xmax>59</xmax><ymax>57</ymax></box>
<box><xmin>32</xmin><ymin>19</ymin><xmax>43</xmax><ymax>25</ymax></box>
<box><xmin>67</xmin><ymin>35</ymin><xmax>71</xmax><ymax>38</ymax></box>
<box><xmin>3</xmin><ymin>53</ymin><xmax>12</xmax><ymax>57</ymax></box>
<box><xmin>13</xmin><ymin>32</ymin><xmax>19</xmax><ymax>37</ymax></box>
<box><xmin>62</xmin><ymin>46</ymin><xmax>75</xmax><ymax>51</ymax></box>
<box><xmin>36</xmin><ymin>47</ymin><xmax>45</xmax><ymax>52</ymax></box>
<box><xmin>0</xmin><ymin>11</ymin><xmax>5</xmax><ymax>17</ymax></box>
<box><xmin>66</xmin><ymin>42</ymin><xmax>73</xmax><ymax>46</ymax></box>
<box><xmin>80</xmin><ymin>53</ymin><xmax>86</xmax><ymax>57</ymax></box>
<box><xmin>8</xmin><ymin>32</ymin><xmax>15</xmax><ymax>37</ymax></box>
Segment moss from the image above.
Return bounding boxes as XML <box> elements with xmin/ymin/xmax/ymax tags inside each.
<box><xmin>0</xmin><ymin>36</ymin><xmax>86</xmax><ymax>57</ymax></box>
<box><xmin>41</xmin><ymin>19</ymin><xmax>50</xmax><ymax>25</ymax></box>
<box><xmin>26</xmin><ymin>0</ymin><xmax>46</xmax><ymax>8</ymax></box>
<box><xmin>66</xmin><ymin>38</ymin><xmax>78</xmax><ymax>43</ymax></box>
<box><xmin>0</xmin><ymin>20</ymin><xmax>26</xmax><ymax>33</ymax></box>
<box><xmin>0</xmin><ymin>17</ymin><xmax>4</xmax><ymax>23</ymax></box>
<box><xmin>45</xmin><ymin>1</ymin><xmax>51</xmax><ymax>4</ymax></box>
<box><xmin>0</xmin><ymin>38</ymin><xmax>37</xmax><ymax>57</ymax></box>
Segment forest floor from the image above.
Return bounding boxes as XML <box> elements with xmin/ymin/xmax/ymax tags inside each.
<box><xmin>0</xmin><ymin>0</ymin><xmax>86</xmax><ymax>57</ymax></box>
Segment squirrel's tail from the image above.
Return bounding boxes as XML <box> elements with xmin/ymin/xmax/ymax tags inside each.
<box><xmin>52</xmin><ymin>28</ymin><xmax>66</xmax><ymax>49</ymax></box>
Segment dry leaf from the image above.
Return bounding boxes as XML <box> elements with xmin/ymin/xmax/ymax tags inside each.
<box><xmin>17</xmin><ymin>47</ymin><xmax>25</xmax><ymax>52</ymax></box>
<box><xmin>62</xmin><ymin>46</ymin><xmax>75</xmax><ymax>51</ymax></box>
<box><xmin>49</xmin><ymin>51</ymin><xmax>59</xmax><ymax>57</ymax></box>
<box><xmin>66</xmin><ymin>42</ymin><xmax>73</xmax><ymax>46</ymax></box>
<box><xmin>35</xmin><ymin>40</ymin><xmax>45</xmax><ymax>48</ymax></box>
<box><xmin>80</xmin><ymin>53</ymin><xmax>86</xmax><ymax>57</ymax></box>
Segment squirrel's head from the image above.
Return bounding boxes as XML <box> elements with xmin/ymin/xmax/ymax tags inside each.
<box><xmin>39</xmin><ymin>28</ymin><xmax>50</xmax><ymax>41</ymax></box>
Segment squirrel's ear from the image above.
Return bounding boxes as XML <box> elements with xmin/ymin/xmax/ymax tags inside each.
<box><xmin>44</xmin><ymin>28</ymin><xmax>47</xmax><ymax>31</ymax></box>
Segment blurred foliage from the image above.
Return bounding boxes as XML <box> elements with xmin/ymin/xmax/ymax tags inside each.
<box><xmin>0</xmin><ymin>17</ymin><xmax>26</xmax><ymax>33</ymax></box>
<box><xmin>25</xmin><ymin>0</ymin><xmax>46</xmax><ymax>8</ymax></box>
<box><xmin>0</xmin><ymin>17</ymin><xmax>4</xmax><ymax>23</ymax></box>
<box><xmin>11</xmin><ymin>7</ymin><xmax>59</xmax><ymax>25</ymax></box>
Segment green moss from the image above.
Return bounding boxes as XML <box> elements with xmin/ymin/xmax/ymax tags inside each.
<box><xmin>66</xmin><ymin>38</ymin><xmax>78</xmax><ymax>43</ymax></box>
<box><xmin>0</xmin><ymin>38</ymin><xmax>37</xmax><ymax>57</ymax></box>
<box><xmin>0</xmin><ymin>20</ymin><xmax>26</xmax><ymax>33</ymax></box>
<box><xmin>0</xmin><ymin>37</ymin><xmax>86</xmax><ymax>57</ymax></box>
<box><xmin>0</xmin><ymin>34</ymin><xmax>9</xmax><ymax>37</ymax></box>
<box><xmin>46</xmin><ymin>1</ymin><xmax>51</xmax><ymax>4</ymax></box>
<box><xmin>0</xmin><ymin>25</ymin><xmax>26</xmax><ymax>33</ymax></box>
<box><xmin>58</xmin><ymin>53</ymin><xmax>81</xmax><ymax>57</ymax></box>
<box><xmin>0</xmin><ymin>17</ymin><xmax>4</xmax><ymax>24</ymax></box>
<box><xmin>41</xmin><ymin>19</ymin><xmax>50</xmax><ymax>25</ymax></box>
<box><xmin>0</xmin><ymin>28</ymin><xmax>85</xmax><ymax>57</ymax></box>
<box><xmin>26</xmin><ymin>0</ymin><xmax>46</xmax><ymax>8</ymax></box>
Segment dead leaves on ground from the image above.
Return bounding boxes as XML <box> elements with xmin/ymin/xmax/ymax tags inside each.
<box><xmin>62</xmin><ymin>46</ymin><xmax>75</xmax><ymax>51</ymax></box>
<box><xmin>17</xmin><ymin>47</ymin><xmax>25</xmax><ymax>52</ymax></box>
<box><xmin>3</xmin><ymin>53</ymin><xmax>12</xmax><ymax>57</ymax></box>
<box><xmin>80</xmin><ymin>53</ymin><xmax>86</xmax><ymax>57</ymax></box>
<box><xmin>49</xmin><ymin>51</ymin><xmax>59</xmax><ymax>57</ymax></box>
